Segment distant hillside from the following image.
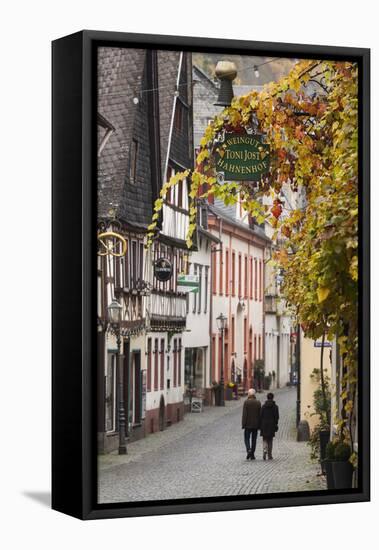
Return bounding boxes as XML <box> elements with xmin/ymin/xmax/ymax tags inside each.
<box><xmin>192</xmin><ymin>53</ymin><xmax>296</xmax><ymax>86</ymax></box>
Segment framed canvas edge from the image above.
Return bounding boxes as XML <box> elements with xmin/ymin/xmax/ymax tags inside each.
<box><xmin>58</xmin><ymin>29</ymin><xmax>371</xmax><ymax>58</ymax></box>
<box><xmin>52</xmin><ymin>31</ymin><xmax>86</xmax><ymax>520</ymax></box>
<box><xmin>52</xmin><ymin>30</ymin><xmax>370</xmax><ymax>521</ymax></box>
<box><xmin>84</xmin><ymin>491</ymin><xmax>370</xmax><ymax>521</ymax></box>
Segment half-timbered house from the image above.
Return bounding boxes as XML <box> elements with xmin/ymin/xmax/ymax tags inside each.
<box><xmin>97</xmin><ymin>47</ymin><xmax>193</xmax><ymax>453</ymax></box>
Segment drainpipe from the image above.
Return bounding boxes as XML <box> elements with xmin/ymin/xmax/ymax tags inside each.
<box><xmin>262</xmin><ymin>249</ymin><xmax>266</xmax><ymax>385</ymax></box>
<box><xmin>247</xmin><ymin>240</ymin><xmax>251</xmax><ymax>390</ymax></box>
<box><xmin>296</xmin><ymin>323</ymin><xmax>301</xmax><ymax>426</ymax></box>
<box><xmin>209</xmin><ymin>242</ymin><xmax>213</xmax><ymax>389</ymax></box>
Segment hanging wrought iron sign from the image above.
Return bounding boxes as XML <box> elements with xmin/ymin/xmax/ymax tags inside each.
<box><xmin>215</xmin><ymin>133</ymin><xmax>270</xmax><ymax>181</ymax></box>
<box><xmin>97</xmin><ymin>231</ymin><xmax>127</xmax><ymax>257</ymax></box>
<box><xmin>154</xmin><ymin>258</ymin><xmax>173</xmax><ymax>282</ymax></box>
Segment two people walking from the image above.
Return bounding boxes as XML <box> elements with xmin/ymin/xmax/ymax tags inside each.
<box><xmin>242</xmin><ymin>389</ymin><xmax>279</xmax><ymax>460</ymax></box>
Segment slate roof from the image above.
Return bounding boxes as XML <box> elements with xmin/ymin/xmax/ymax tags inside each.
<box><xmin>209</xmin><ymin>199</ymin><xmax>271</xmax><ymax>244</ymax></box>
<box><xmin>213</xmin><ymin>197</ymin><xmax>236</xmax><ymax>220</ymax></box>
<box><xmin>97</xmin><ymin>48</ymin><xmax>193</xmax><ymax>230</ymax></box>
<box><xmin>193</xmin><ymin>65</ymin><xmax>219</xmax><ymax>89</ymax></box>
<box><xmin>192</xmin><ymin>66</ymin><xmax>264</xmax><ymax>149</ymax></box>
<box><xmin>97</xmin><ymin>47</ymin><xmax>152</xmax><ymax>226</ymax></box>
<box><xmin>192</xmin><ymin>65</ymin><xmax>221</xmax><ymax>149</ymax></box>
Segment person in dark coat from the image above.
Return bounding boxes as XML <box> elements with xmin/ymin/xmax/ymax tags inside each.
<box><xmin>241</xmin><ymin>388</ymin><xmax>261</xmax><ymax>460</ymax></box>
<box><xmin>260</xmin><ymin>392</ymin><xmax>279</xmax><ymax>460</ymax></box>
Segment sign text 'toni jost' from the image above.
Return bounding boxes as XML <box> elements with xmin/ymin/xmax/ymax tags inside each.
<box><xmin>216</xmin><ymin>134</ymin><xmax>270</xmax><ymax>181</ymax></box>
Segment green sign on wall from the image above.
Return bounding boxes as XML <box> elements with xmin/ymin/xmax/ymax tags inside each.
<box><xmin>215</xmin><ymin>133</ymin><xmax>270</xmax><ymax>181</ymax></box>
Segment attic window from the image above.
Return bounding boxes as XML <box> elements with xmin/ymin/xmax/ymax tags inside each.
<box><xmin>130</xmin><ymin>139</ymin><xmax>138</xmax><ymax>184</ymax></box>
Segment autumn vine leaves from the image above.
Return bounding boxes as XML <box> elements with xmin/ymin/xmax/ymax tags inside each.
<box><xmin>147</xmin><ymin>59</ymin><xmax>358</xmax><ymax>445</ymax></box>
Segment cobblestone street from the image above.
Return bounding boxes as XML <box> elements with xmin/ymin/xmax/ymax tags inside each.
<box><xmin>98</xmin><ymin>387</ymin><xmax>326</xmax><ymax>503</ymax></box>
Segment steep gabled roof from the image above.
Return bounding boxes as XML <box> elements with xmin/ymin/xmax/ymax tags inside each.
<box><xmin>97</xmin><ymin>48</ymin><xmax>193</xmax><ymax>231</ymax></box>
<box><xmin>97</xmin><ymin>47</ymin><xmax>152</xmax><ymax>225</ymax></box>
<box><xmin>193</xmin><ymin>64</ymin><xmax>219</xmax><ymax>89</ymax></box>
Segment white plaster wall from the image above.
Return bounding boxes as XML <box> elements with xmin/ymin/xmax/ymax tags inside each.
<box><xmin>265</xmin><ymin>313</ymin><xmax>292</xmax><ymax>388</ymax></box>
<box><xmin>183</xmin><ymin>235</ymin><xmax>212</xmax><ymax>389</ymax></box>
<box><xmin>183</xmin><ymin>236</ymin><xmax>211</xmax><ymax>349</ymax></box>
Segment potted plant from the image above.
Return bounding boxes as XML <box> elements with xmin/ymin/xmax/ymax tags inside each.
<box><xmin>232</xmin><ymin>382</ymin><xmax>239</xmax><ymax>399</ymax></box>
<box><xmin>225</xmin><ymin>382</ymin><xmax>234</xmax><ymax>401</ymax></box>
<box><xmin>331</xmin><ymin>441</ymin><xmax>354</xmax><ymax>489</ymax></box>
<box><xmin>309</xmin><ymin>368</ymin><xmax>331</xmax><ymax>473</ymax></box>
<box><xmin>263</xmin><ymin>374</ymin><xmax>272</xmax><ymax>390</ymax></box>
<box><xmin>254</xmin><ymin>359</ymin><xmax>265</xmax><ymax>392</ymax></box>
<box><xmin>322</xmin><ymin>440</ymin><xmax>336</xmax><ymax>489</ymax></box>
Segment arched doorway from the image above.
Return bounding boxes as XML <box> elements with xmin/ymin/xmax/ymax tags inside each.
<box><xmin>159</xmin><ymin>395</ymin><xmax>165</xmax><ymax>431</ymax></box>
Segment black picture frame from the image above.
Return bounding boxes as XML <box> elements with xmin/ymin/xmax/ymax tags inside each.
<box><xmin>52</xmin><ymin>30</ymin><xmax>370</xmax><ymax>520</ymax></box>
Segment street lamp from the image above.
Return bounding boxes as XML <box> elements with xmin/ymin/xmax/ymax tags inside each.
<box><xmin>107</xmin><ymin>298</ymin><xmax>127</xmax><ymax>455</ymax></box>
<box><xmin>108</xmin><ymin>297</ymin><xmax>122</xmax><ymax>325</ymax></box>
<box><xmin>216</xmin><ymin>313</ymin><xmax>227</xmax><ymax>407</ymax></box>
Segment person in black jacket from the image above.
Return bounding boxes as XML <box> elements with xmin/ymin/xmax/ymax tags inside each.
<box><xmin>241</xmin><ymin>388</ymin><xmax>261</xmax><ymax>460</ymax></box>
<box><xmin>260</xmin><ymin>392</ymin><xmax>279</xmax><ymax>460</ymax></box>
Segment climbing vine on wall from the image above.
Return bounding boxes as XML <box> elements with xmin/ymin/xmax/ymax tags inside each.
<box><xmin>147</xmin><ymin>59</ymin><xmax>358</xmax><ymax>447</ymax></box>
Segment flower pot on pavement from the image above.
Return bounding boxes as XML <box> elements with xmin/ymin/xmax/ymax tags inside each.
<box><xmin>263</xmin><ymin>375</ymin><xmax>272</xmax><ymax>390</ymax></box>
<box><xmin>331</xmin><ymin>441</ymin><xmax>354</xmax><ymax>489</ymax></box>
<box><xmin>225</xmin><ymin>387</ymin><xmax>233</xmax><ymax>401</ymax></box>
<box><xmin>331</xmin><ymin>461</ymin><xmax>354</xmax><ymax>489</ymax></box>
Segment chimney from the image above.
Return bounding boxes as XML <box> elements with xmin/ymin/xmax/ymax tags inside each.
<box><xmin>214</xmin><ymin>60</ymin><xmax>237</xmax><ymax>107</ymax></box>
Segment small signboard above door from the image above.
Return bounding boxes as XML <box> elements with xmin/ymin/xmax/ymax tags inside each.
<box><xmin>154</xmin><ymin>258</ymin><xmax>173</xmax><ymax>282</ymax></box>
<box><xmin>177</xmin><ymin>274</ymin><xmax>199</xmax><ymax>293</ymax></box>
